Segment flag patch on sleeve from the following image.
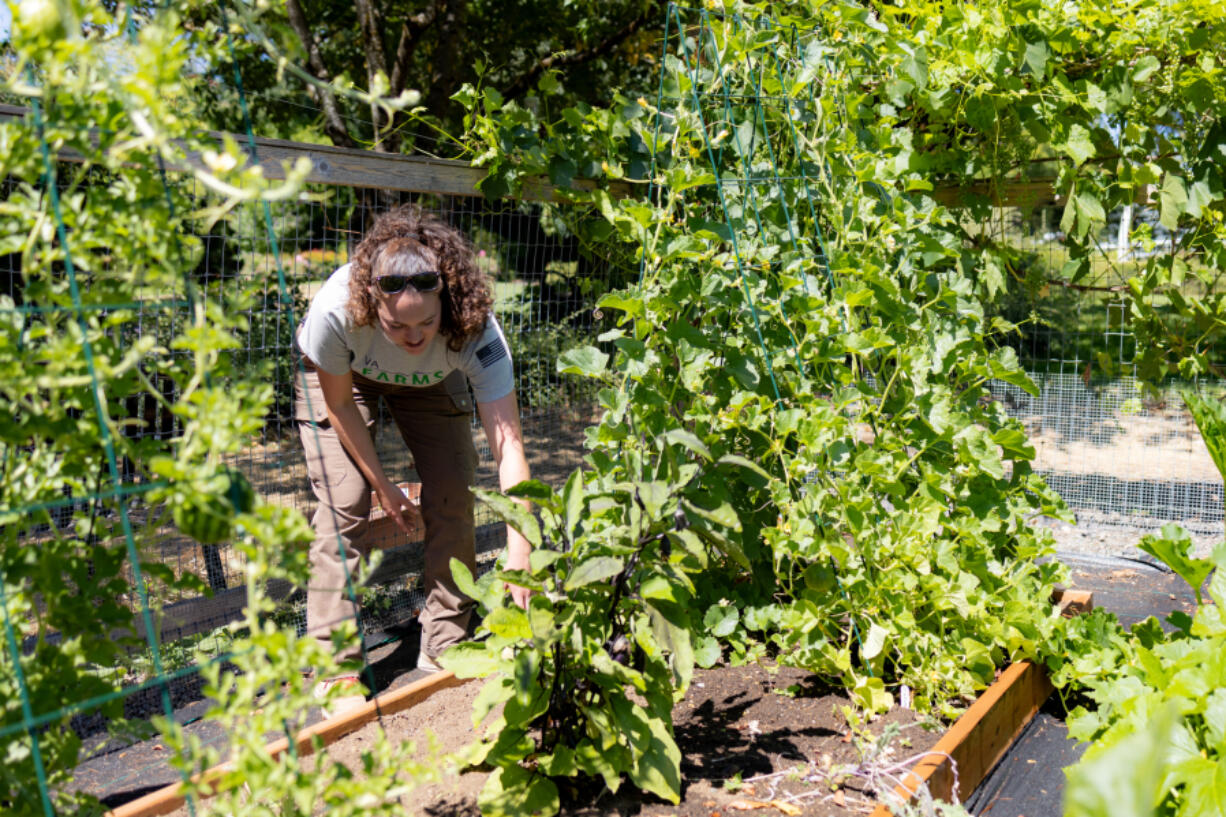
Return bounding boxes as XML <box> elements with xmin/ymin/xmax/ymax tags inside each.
<box><xmin>476</xmin><ymin>339</ymin><xmax>508</xmax><ymax>368</ymax></box>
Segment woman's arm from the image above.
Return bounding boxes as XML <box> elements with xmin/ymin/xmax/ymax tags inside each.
<box><xmin>477</xmin><ymin>389</ymin><xmax>533</xmax><ymax>609</ymax></box>
<box><xmin>314</xmin><ymin>364</ymin><xmax>422</xmax><ymax>536</ymax></box>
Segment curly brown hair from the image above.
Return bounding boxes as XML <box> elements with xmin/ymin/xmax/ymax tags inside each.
<box><xmin>347</xmin><ymin>205</ymin><xmax>493</xmax><ymax>352</ymax></box>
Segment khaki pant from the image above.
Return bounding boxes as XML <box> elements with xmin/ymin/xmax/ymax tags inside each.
<box><xmin>295</xmin><ymin>366</ymin><xmax>478</xmax><ymax>664</ymax></box>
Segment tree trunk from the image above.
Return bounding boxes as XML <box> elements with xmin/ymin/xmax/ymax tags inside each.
<box><xmin>284</xmin><ymin>0</ymin><xmax>357</xmax><ymax>149</ymax></box>
<box><xmin>422</xmin><ymin>0</ymin><xmax>468</xmax><ymax>127</ymax></box>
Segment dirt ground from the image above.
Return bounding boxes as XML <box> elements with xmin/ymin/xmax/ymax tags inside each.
<box><xmin>1021</xmin><ymin>403</ymin><xmax>1221</xmax><ymax>484</ymax></box>
<box><xmin>310</xmin><ymin>663</ymin><xmax>943</xmax><ymax>817</ymax></box>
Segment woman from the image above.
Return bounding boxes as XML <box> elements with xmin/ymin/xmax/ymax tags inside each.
<box><xmin>294</xmin><ymin>205</ymin><xmax>531</xmax><ymax>714</ymax></box>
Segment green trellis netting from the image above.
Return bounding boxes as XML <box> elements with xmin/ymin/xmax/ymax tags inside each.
<box><xmin>652</xmin><ymin>5</ymin><xmax>1224</xmax><ymax>537</ymax></box>
<box><xmin>0</xmin><ymin>4</ymin><xmax>622</xmax><ymax>812</ymax></box>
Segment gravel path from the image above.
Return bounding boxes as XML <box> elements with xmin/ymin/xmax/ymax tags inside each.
<box><xmin>1038</xmin><ymin>511</ymin><xmax>1222</xmax><ymax>560</ymax></box>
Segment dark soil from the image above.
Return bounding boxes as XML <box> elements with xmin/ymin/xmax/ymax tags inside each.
<box><xmin>390</xmin><ymin>663</ymin><xmax>944</xmax><ymax>817</ymax></box>
<box><xmin>100</xmin><ymin>655</ymin><xmax>946</xmax><ymax>817</ymax></box>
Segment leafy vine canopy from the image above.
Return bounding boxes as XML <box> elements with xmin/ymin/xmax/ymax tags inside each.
<box><xmin>433</xmin><ymin>0</ymin><xmax>1226</xmax><ymax>809</ymax></box>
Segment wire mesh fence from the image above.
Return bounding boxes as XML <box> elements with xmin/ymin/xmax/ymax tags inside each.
<box><xmin>980</xmin><ymin>205</ymin><xmax>1226</xmax><ymax>536</ymax></box>
<box><xmin>0</xmin><ymin>161</ymin><xmax>619</xmax><ymax>808</ymax></box>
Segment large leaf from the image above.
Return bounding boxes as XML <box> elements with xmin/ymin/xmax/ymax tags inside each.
<box><xmin>505</xmin><ymin>479</ymin><xmax>561</xmax><ymax>514</ymax></box>
<box><xmin>1159</xmin><ymin>175</ymin><xmax>1189</xmax><ymax>231</ymax></box>
<box><xmin>478</xmin><ymin>765</ymin><xmax>560</xmax><ymax>817</ymax></box>
<box><xmin>473</xmin><ymin>488</ymin><xmax>542</xmax><ymax>549</ymax></box>
<box><xmin>610</xmin><ymin>697</ymin><xmax>682</xmax><ymax>804</ymax></box>
<box><xmin>1177</xmin><ymin>757</ymin><xmax>1226</xmax><ymax>817</ymax></box>
<box><xmin>1065</xmin><ymin>703</ymin><xmax>1181</xmax><ymax>817</ymax></box>
<box><xmin>438</xmin><ymin>641</ymin><xmax>503</xmax><ymax>679</ymax></box>
<box><xmin>703</xmin><ymin>604</ymin><xmax>739</xmax><ymax>638</ymax></box>
<box><xmin>1182</xmin><ymin>390</ymin><xmax>1226</xmax><ymax>483</ymax></box>
<box><xmin>1138</xmin><ymin>524</ymin><xmax>1213</xmax><ymax>604</ymax></box>
<box><xmin>562</xmin><ymin>469</ymin><xmax>585</xmax><ymax>546</ymax></box>
<box><xmin>556</xmin><ymin>345</ymin><xmax>609</xmax><ymax>378</ymax></box>
<box><xmin>563</xmin><ymin>555</ymin><xmax>624</xmax><ymax>591</ymax></box>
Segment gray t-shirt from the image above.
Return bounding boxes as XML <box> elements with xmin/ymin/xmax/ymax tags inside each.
<box><xmin>297</xmin><ymin>264</ymin><xmax>514</xmax><ymax>403</ymax></box>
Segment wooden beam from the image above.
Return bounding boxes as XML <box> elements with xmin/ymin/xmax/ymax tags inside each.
<box><xmin>929</xmin><ymin>179</ymin><xmax>1061</xmax><ymax>210</ymax></box>
<box><xmin>105</xmin><ymin>669</ymin><xmax>470</xmax><ymax>817</ymax></box>
<box><xmin>4</xmin><ymin>101</ymin><xmax>1063</xmax><ymax>208</ymax></box>
<box><xmin>0</xmin><ymin>103</ymin><xmax>632</xmax><ymax>201</ymax></box>
<box><xmin>1053</xmin><ymin>587</ymin><xmax>1095</xmax><ymax>617</ymax></box>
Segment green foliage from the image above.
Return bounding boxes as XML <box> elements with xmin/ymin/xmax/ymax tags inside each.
<box><xmin>1183</xmin><ymin>389</ymin><xmax>1226</xmax><ymax>482</ymax></box>
<box><xmin>1064</xmin><ymin>536</ymin><xmax>1226</xmax><ymax>817</ymax></box>
<box><xmin>189</xmin><ymin>0</ymin><xmax>663</xmax><ymax>151</ymax></box>
<box><xmin>450</xmin><ymin>3</ymin><xmax>1111</xmax><ymax>811</ymax></box>
<box><xmin>445</xmin><ymin>471</ymin><xmax>699</xmax><ymax>807</ymax></box>
<box><xmin>170</xmin><ymin>464</ymin><xmax>257</xmax><ymax>545</ymax></box>
<box><xmin>0</xmin><ymin>1</ymin><xmax>435</xmax><ymax>812</ymax></box>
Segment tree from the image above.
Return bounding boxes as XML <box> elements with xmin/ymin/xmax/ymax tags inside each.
<box><xmin>195</xmin><ymin>0</ymin><xmax>666</xmax><ymax>155</ymax></box>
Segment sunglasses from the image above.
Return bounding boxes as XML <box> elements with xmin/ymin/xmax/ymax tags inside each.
<box><xmin>373</xmin><ymin>271</ymin><xmax>443</xmax><ymax>294</ymax></box>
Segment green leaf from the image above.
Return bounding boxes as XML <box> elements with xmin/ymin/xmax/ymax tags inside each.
<box><xmin>439</xmin><ymin>641</ymin><xmax>502</xmax><ymax>678</ymax></box>
<box><xmin>1064</xmin><ymin>124</ymin><xmax>1095</xmax><ymax>167</ymax></box>
<box><xmin>563</xmin><ymin>556</ymin><xmax>624</xmax><ymax>591</ymax></box>
<box><xmin>704</xmin><ymin>605</ymin><xmax>739</xmax><ymax>638</ymax></box>
<box><xmin>575</xmin><ymin>739</ymin><xmax>627</xmax><ymax>791</ymax></box>
<box><xmin>486</xmin><ymin>605</ymin><xmax>533</xmax><ymax>640</ymax></box>
<box><xmin>1160</xmin><ymin>175</ymin><xmax>1189</xmax><ymax>231</ymax></box>
<box><xmin>562</xmin><ymin>469</ymin><xmax>585</xmax><ymax>545</ymax></box>
<box><xmin>725</xmin><ymin>352</ymin><xmax>760</xmax><ymax>390</ymax></box>
<box><xmin>473</xmin><ymin>488</ymin><xmax>542</xmax><ymax>549</ymax></box>
<box><xmin>529</xmin><ymin>549</ymin><xmax>564</xmax><ymax>572</ymax></box>
<box><xmin>992</xmin><ymin>427</ymin><xmax>1035</xmax><ymax>460</ymax></box>
<box><xmin>506</xmin><ymin>479</ymin><xmax>560</xmax><ymax>512</ymax></box>
<box><xmin>512</xmin><ymin>649</ymin><xmax>540</xmax><ymax>705</ymax></box>
<box><xmin>538</xmin><ymin>745</ymin><xmax>578</xmax><ymax>777</ymax></box>
<box><xmin>1132</xmin><ymin>55</ymin><xmax>1161</xmax><ymax>82</ymax></box>
<box><xmin>1075</xmin><ymin>191</ymin><xmax>1106</xmax><ymax>233</ymax></box>
<box><xmin>850</xmin><ymin>676</ymin><xmax>894</xmax><ymax>713</ymax></box>
<box><xmin>597</xmin><ymin>292</ymin><xmax>647</xmax><ymax>319</ymax></box>
<box><xmin>610</xmin><ymin>697</ymin><xmax>682</xmax><ymax>804</ymax></box>
<box><xmin>641</xmin><ymin>573</ymin><xmax>689</xmax><ymax>605</ymax></box>
<box><xmin>472</xmin><ymin>677</ymin><xmax>516</xmax><ymax>728</ymax></box>
<box><xmin>682</xmin><ymin>498</ymin><xmax>742</xmax><ymax>532</ymax></box>
<box><xmin>1065</xmin><ymin>702</ymin><xmax>1181</xmax><ymax>817</ymax></box>
<box><xmin>901</xmin><ymin>48</ymin><xmax>928</xmax><ymax>88</ymax></box>
<box><xmin>687</xmin><ymin>217</ymin><xmax>732</xmax><ymax>240</ymax></box>
<box><xmin>556</xmin><ymin>345</ymin><xmax>609</xmax><ymax>378</ymax></box>
<box><xmin>450</xmin><ymin>557</ymin><xmax>481</xmax><ymax>602</ymax></box>
<box><xmin>1024</xmin><ymin>40</ymin><xmax>1049</xmax><ymax>79</ymax></box>
<box><xmin>478</xmin><ymin>765</ymin><xmax>560</xmax><ymax>817</ymax></box>
<box><xmin>662</xmin><ymin>429</ymin><xmax>713</xmax><ymax>461</ymax></box>
<box><xmin>547</xmin><ymin>155</ymin><xmax>576</xmax><ymax>189</ymax></box>
<box><xmin>715</xmin><ymin>454</ymin><xmax>772</xmax><ymax>485</ymax></box>
<box><xmin>861</xmin><ymin>623</ymin><xmax>888</xmax><ymax>660</ymax></box>
<box><xmin>1177</xmin><ymin>757</ymin><xmax>1226</xmax><ymax>817</ymax></box>
<box><xmin>694</xmin><ymin>635</ymin><xmax>721</xmax><ymax>668</ymax></box>
<box><xmin>1182</xmin><ymin>391</ymin><xmax>1226</xmax><ymax>483</ymax></box>
<box><xmin>1138</xmin><ymin>524</ymin><xmax>1212</xmax><ymax>603</ymax></box>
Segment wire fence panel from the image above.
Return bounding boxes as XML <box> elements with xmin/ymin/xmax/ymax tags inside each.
<box><xmin>982</xmin><ymin>206</ymin><xmax>1225</xmax><ymax>536</ymax></box>
<box><xmin>1</xmin><ymin>166</ymin><xmax>618</xmax><ymax>809</ymax></box>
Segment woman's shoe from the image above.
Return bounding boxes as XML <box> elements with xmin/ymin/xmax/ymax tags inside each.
<box><xmin>313</xmin><ymin>675</ymin><xmax>367</xmax><ymax>719</ymax></box>
<box><xmin>416</xmin><ymin>652</ymin><xmax>443</xmax><ymax>674</ymax></box>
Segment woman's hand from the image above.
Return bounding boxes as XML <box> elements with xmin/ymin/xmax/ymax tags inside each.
<box><xmin>374</xmin><ymin>479</ymin><xmax>423</xmax><ymax>538</ymax></box>
<box><xmin>477</xmin><ymin>390</ymin><xmax>535</xmax><ymax>611</ymax></box>
<box><xmin>503</xmin><ymin>528</ymin><xmax>533</xmax><ymax>609</ymax></box>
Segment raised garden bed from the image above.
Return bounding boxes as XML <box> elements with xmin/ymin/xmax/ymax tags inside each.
<box><xmin>108</xmin><ymin>590</ymin><xmax>1092</xmax><ymax>817</ymax></box>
